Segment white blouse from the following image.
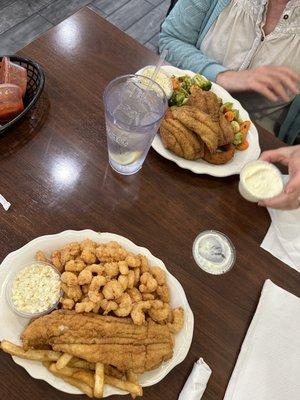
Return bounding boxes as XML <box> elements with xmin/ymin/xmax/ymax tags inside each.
<box><xmin>201</xmin><ymin>0</ymin><xmax>300</xmax><ymax>130</ymax></box>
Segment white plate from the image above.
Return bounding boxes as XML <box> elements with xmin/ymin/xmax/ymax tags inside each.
<box><xmin>151</xmin><ymin>65</ymin><xmax>261</xmax><ymax>177</ymax></box>
<box><xmin>0</xmin><ymin>230</ymin><xmax>194</xmax><ymax>397</ymax></box>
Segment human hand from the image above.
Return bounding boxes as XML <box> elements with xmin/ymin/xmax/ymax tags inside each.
<box><xmin>216</xmin><ymin>66</ymin><xmax>300</xmax><ymax>102</ymax></box>
<box><xmin>258</xmin><ymin>145</ymin><xmax>300</xmax><ymax>210</ymax></box>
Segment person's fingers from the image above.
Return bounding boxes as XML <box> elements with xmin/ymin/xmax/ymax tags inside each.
<box><xmin>258</xmin><ymin>192</ymin><xmax>300</xmax><ymax>210</ymax></box>
<box><xmin>275</xmin><ymin>67</ymin><xmax>300</xmax><ymax>84</ymax></box>
<box><xmin>279</xmin><ymin>75</ymin><xmax>300</xmax><ymax>95</ymax></box>
<box><xmin>268</xmin><ymin>80</ymin><xmax>290</xmax><ymax>102</ymax></box>
<box><xmin>268</xmin><ymin>70</ymin><xmax>299</xmax><ymax>98</ymax></box>
<box><xmin>259</xmin><ymin>148</ymin><xmax>290</xmax><ymax>165</ymax></box>
<box><xmin>285</xmin><ymin>170</ymin><xmax>300</xmax><ymax>195</ymax></box>
<box><xmin>251</xmin><ymin>81</ymin><xmax>278</xmax><ymax>101</ymax></box>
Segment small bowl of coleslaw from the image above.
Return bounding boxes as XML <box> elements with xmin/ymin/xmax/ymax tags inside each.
<box><xmin>6</xmin><ymin>261</ymin><xmax>61</xmax><ymax>318</ymax></box>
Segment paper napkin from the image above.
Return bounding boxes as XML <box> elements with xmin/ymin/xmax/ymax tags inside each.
<box><xmin>224</xmin><ymin>279</ymin><xmax>300</xmax><ymax>400</ymax></box>
<box><xmin>261</xmin><ymin>175</ymin><xmax>300</xmax><ymax>273</ymax></box>
<box><xmin>178</xmin><ymin>358</ymin><xmax>212</xmax><ymax>400</ymax></box>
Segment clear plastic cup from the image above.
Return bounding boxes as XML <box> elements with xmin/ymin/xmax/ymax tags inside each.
<box><xmin>103</xmin><ymin>74</ymin><xmax>168</xmax><ymax>175</ymax></box>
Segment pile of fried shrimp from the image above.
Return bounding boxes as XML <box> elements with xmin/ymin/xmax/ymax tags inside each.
<box><xmin>36</xmin><ymin>239</ymin><xmax>184</xmax><ymax>330</ymax></box>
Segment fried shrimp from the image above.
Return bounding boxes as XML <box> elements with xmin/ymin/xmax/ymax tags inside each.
<box><xmin>131</xmin><ymin>301</ymin><xmax>151</xmax><ymax>325</ymax></box>
<box><xmin>65</xmin><ymin>259</ymin><xmax>86</xmax><ymax>272</ymax></box>
<box><xmin>168</xmin><ymin>307</ymin><xmax>184</xmax><ymax>333</ymax></box>
<box><xmin>102</xmin><ymin>280</ymin><xmax>124</xmax><ymax>300</ymax></box>
<box><xmin>101</xmin><ymin>299</ymin><xmax>118</xmax><ymax>315</ymax></box>
<box><xmin>139</xmin><ymin>272</ymin><xmax>158</xmax><ymax>293</ymax></box>
<box><xmin>78</xmin><ymin>269</ymin><xmax>93</xmax><ymax>285</ymax></box>
<box><xmin>149</xmin><ymin>302</ymin><xmax>171</xmax><ymax>323</ymax></box>
<box><xmin>114</xmin><ymin>293</ymin><xmax>132</xmax><ymax>317</ymax></box>
<box><xmin>150</xmin><ymin>267</ymin><xmax>166</xmax><ymax>286</ymax></box>
<box><xmin>88</xmin><ymin>276</ymin><xmax>106</xmax><ymax>303</ymax></box>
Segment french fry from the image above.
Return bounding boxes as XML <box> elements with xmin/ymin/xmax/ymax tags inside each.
<box><xmin>69</xmin><ymin>358</ymin><xmax>95</xmax><ymax>370</ymax></box>
<box><xmin>0</xmin><ymin>340</ymin><xmax>61</xmax><ymax>361</ymax></box>
<box><xmin>127</xmin><ymin>371</ymin><xmax>139</xmax><ymax>399</ymax></box>
<box><xmin>48</xmin><ymin>363</ymin><xmax>94</xmax><ymax>387</ymax></box>
<box><xmin>62</xmin><ymin>376</ymin><xmax>93</xmax><ymax>397</ymax></box>
<box><xmin>105</xmin><ymin>374</ymin><xmax>143</xmax><ymax>397</ymax></box>
<box><xmin>50</xmin><ymin>369</ymin><xmax>93</xmax><ymax>398</ymax></box>
<box><xmin>56</xmin><ymin>353</ymin><xmax>73</xmax><ymax>369</ymax></box>
<box><xmin>94</xmin><ymin>362</ymin><xmax>105</xmax><ymax>398</ymax></box>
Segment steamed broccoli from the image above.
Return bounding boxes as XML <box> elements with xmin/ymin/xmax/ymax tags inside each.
<box><xmin>192</xmin><ymin>74</ymin><xmax>212</xmax><ymax>91</ymax></box>
<box><xmin>231</xmin><ymin>121</ymin><xmax>240</xmax><ymax>133</ymax></box>
<box><xmin>169</xmin><ymin>90</ymin><xmax>189</xmax><ymax>106</ymax></box>
<box><xmin>233</xmin><ymin>132</ymin><xmax>243</xmax><ymax>146</ymax></box>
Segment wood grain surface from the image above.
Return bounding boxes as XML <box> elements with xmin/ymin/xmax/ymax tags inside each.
<box><xmin>0</xmin><ymin>8</ymin><xmax>299</xmax><ymax>400</ymax></box>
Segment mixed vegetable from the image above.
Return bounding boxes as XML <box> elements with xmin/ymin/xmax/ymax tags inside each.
<box><xmin>169</xmin><ymin>74</ymin><xmax>212</xmax><ymax>107</ymax></box>
<box><xmin>221</xmin><ymin>102</ymin><xmax>250</xmax><ymax>151</ymax></box>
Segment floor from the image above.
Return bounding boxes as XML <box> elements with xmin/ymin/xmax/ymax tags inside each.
<box><xmin>0</xmin><ymin>0</ymin><xmax>169</xmax><ymax>55</ymax></box>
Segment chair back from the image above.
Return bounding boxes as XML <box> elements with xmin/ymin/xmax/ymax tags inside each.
<box><xmin>167</xmin><ymin>0</ymin><xmax>179</xmax><ymax>16</ymax></box>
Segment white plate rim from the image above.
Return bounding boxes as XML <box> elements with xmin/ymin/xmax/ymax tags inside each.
<box><xmin>0</xmin><ymin>229</ymin><xmax>194</xmax><ymax>397</ymax></box>
<box><xmin>150</xmin><ymin>65</ymin><xmax>261</xmax><ymax>177</ymax></box>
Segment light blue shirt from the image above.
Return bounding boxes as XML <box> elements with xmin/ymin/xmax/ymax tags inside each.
<box><xmin>159</xmin><ymin>0</ymin><xmax>232</xmax><ymax>81</ymax></box>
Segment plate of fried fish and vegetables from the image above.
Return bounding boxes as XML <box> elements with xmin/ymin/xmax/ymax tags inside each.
<box><xmin>0</xmin><ymin>230</ymin><xmax>194</xmax><ymax>398</ymax></box>
<box><xmin>138</xmin><ymin>65</ymin><xmax>260</xmax><ymax>176</ymax></box>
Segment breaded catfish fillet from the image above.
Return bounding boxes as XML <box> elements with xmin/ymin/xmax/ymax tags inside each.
<box><xmin>188</xmin><ymin>86</ymin><xmax>220</xmax><ymax>123</ymax></box>
<box><xmin>187</xmin><ymin>87</ymin><xmax>234</xmax><ymax>146</ymax></box>
<box><xmin>160</xmin><ymin>114</ymin><xmax>204</xmax><ymax>160</ymax></box>
<box><xmin>21</xmin><ymin>310</ymin><xmax>173</xmax><ymax>374</ymax></box>
<box><xmin>171</xmin><ymin>106</ymin><xmax>219</xmax><ymax>153</ymax></box>
<box><xmin>219</xmin><ymin>113</ymin><xmax>235</xmax><ymax>146</ymax></box>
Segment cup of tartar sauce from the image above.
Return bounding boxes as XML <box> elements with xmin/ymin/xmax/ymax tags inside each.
<box><xmin>193</xmin><ymin>230</ymin><xmax>236</xmax><ymax>275</ymax></box>
<box><xmin>6</xmin><ymin>261</ymin><xmax>61</xmax><ymax>318</ymax></box>
<box><xmin>239</xmin><ymin>160</ymin><xmax>284</xmax><ymax>203</ymax></box>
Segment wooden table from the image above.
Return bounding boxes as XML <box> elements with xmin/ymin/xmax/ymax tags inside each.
<box><xmin>0</xmin><ymin>8</ymin><xmax>299</xmax><ymax>400</ymax></box>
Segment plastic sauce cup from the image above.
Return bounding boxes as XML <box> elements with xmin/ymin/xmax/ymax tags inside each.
<box><xmin>239</xmin><ymin>160</ymin><xmax>284</xmax><ymax>203</ymax></box>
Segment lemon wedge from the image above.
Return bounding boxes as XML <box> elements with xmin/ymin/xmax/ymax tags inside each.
<box><xmin>110</xmin><ymin>151</ymin><xmax>142</xmax><ymax>165</ymax></box>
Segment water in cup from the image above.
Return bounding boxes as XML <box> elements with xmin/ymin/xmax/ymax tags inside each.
<box><xmin>104</xmin><ymin>75</ymin><xmax>167</xmax><ymax>175</ymax></box>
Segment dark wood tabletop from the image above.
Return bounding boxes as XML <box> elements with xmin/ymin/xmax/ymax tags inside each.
<box><xmin>0</xmin><ymin>8</ymin><xmax>299</xmax><ymax>400</ymax></box>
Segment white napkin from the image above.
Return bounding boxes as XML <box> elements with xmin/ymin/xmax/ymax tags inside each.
<box><xmin>0</xmin><ymin>194</ymin><xmax>11</xmax><ymax>211</ymax></box>
<box><xmin>224</xmin><ymin>279</ymin><xmax>300</xmax><ymax>400</ymax></box>
<box><xmin>261</xmin><ymin>175</ymin><xmax>300</xmax><ymax>273</ymax></box>
<box><xmin>178</xmin><ymin>358</ymin><xmax>212</xmax><ymax>400</ymax></box>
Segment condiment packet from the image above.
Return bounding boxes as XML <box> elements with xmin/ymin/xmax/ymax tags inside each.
<box><xmin>178</xmin><ymin>358</ymin><xmax>212</xmax><ymax>400</ymax></box>
<box><xmin>0</xmin><ymin>194</ymin><xmax>11</xmax><ymax>211</ymax></box>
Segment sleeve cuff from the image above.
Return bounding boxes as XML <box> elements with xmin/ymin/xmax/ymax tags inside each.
<box><xmin>200</xmin><ymin>63</ymin><xmax>229</xmax><ymax>82</ymax></box>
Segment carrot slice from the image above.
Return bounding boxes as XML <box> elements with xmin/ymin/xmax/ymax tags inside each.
<box><xmin>171</xmin><ymin>77</ymin><xmax>180</xmax><ymax>91</ymax></box>
<box><xmin>224</xmin><ymin>111</ymin><xmax>235</xmax><ymax>122</ymax></box>
<box><xmin>239</xmin><ymin>120</ymin><xmax>251</xmax><ymax>134</ymax></box>
<box><xmin>237</xmin><ymin>140</ymin><xmax>249</xmax><ymax>151</ymax></box>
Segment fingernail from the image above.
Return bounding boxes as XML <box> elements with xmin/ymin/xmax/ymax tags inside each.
<box><xmin>285</xmin><ymin>187</ymin><xmax>294</xmax><ymax>194</ymax></box>
<box><xmin>258</xmin><ymin>202</ymin><xmax>264</xmax><ymax>206</ymax></box>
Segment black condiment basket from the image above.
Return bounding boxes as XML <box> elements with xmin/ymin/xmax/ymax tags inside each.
<box><xmin>0</xmin><ymin>55</ymin><xmax>45</xmax><ymax>134</ymax></box>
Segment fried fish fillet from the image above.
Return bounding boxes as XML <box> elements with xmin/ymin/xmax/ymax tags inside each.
<box><xmin>187</xmin><ymin>87</ymin><xmax>234</xmax><ymax>146</ymax></box>
<box><xmin>160</xmin><ymin>112</ymin><xmax>204</xmax><ymax>160</ymax></box>
<box><xmin>21</xmin><ymin>310</ymin><xmax>173</xmax><ymax>374</ymax></box>
<box><xmin>171</xmin><ymin>106</ymin><xmax>219</xmax><ymax>153</ymax></box>
<box><xmin>188</xmin><ymin>86</ymin><xmax>220</xmax><ymax>123</ymax></box>
<box><xmin>203</xmin><ymin>143</ymin><xmax>235</xmax><ymax>165</ymax></box>
<box><xmin>219</xmin><ymin>113</ymin><xmax>235</xmax><ymax>146</ymax></box>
